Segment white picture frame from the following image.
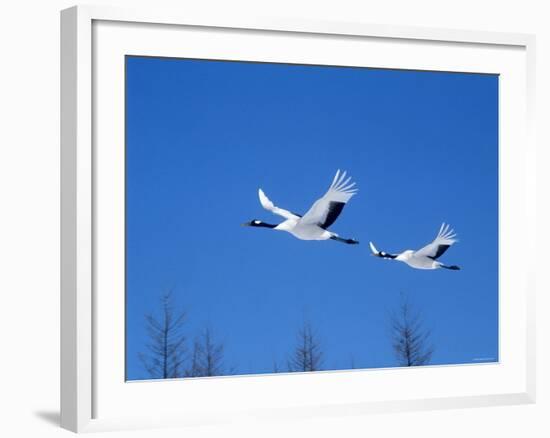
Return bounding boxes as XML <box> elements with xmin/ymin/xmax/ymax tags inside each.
<box><xmin>60</xmin><ymin>4</ymin><xmax>536</xmax><ymax>433</ymax></box>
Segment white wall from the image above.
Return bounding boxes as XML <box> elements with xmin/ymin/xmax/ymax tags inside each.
<box><xmin>0</xmin><ymin>1</ymin><xmax>547</xmax><ymax>436</ymax></box>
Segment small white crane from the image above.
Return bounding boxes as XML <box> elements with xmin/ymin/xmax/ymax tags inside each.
<box><xmin>369</xmin><ymin>223</ymin><xmax>460</xmax><ymax>270</ymax></box>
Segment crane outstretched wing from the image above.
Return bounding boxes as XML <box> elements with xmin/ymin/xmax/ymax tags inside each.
<box><xmin>258</xmin><ymin>189</ymin><xmax>300</xmax><ymax>220</ymax></box>
<box><xmin>415</xmin><ymin>223</ymin><xmax>458</xmax><ymax>259</ymax></box>
<box><xmin>300</xmin><ymin>170</ymin><xmax>358</xmax><ymax>229</ymax></box>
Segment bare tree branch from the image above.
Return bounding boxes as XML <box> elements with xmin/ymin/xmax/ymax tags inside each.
<box><xmin>185</xmin><ymin>327</ymin><xmax>227</xmax><ymax>377</ymax></box>
<box><xmin>288</xmin><ymin>321</ymin><xmax>324</xmax><ymax>372</ymax></box>
<box><xmin>139</xmin><ymin>291</ymin><xmax>187</xmax><ymax>379</ymax></box>
<box><xmin>390</xmin><ymin>294</ymin><xmax>434</xmax><ymax>367</ymax></box>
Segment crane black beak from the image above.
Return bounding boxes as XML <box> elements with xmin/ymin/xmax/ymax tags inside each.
<box><xmin>241</xmin><ymin>222</ymin><xmax>251</xmax><ymax>227</ymax></box>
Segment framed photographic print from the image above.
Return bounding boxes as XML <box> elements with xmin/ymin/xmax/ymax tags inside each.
<box><xmin>61</xmin><ymin>5</ymin><xmax>536</xmax><ymax>433</ymax></box>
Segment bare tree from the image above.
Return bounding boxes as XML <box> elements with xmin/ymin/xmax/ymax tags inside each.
<box><xmin>185</xmin><ymin>338</ymin><xmax>202</xmax><ymax>378</ymax></box>
<box><xmin>288</xmin><ymin>321</ymin><xmax>323</xmax><ymax>372</ymax></box>
<box><xmin>390</xmin><ymin>295</ymin><xmax>434</xmax><ymax>367</ymax></box>
<box><xmin>185</xmin><ymin>327</ymin><xmax>226</xmax><ymax>377</ymax></box>
<box><xmin>139</xmin><ymin>292</ymin><xmax>187</xmax><ymax>379</ymax></box>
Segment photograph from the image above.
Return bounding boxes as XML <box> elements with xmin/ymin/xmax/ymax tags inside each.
<box><xmin>125</xmin><ymin>55</ymin><xmax>499</xmax><ymax>381</ymax></box>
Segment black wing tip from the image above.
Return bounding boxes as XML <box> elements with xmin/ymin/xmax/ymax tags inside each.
<box><xmin>319</xmin><ymin>201</ymin><xmax>346</xmax><ymax>230</ymax></box>
<box><xmin>432</xmin><ymin>244</ymin><xmax>451</xmax><ymax>260</ymax></box>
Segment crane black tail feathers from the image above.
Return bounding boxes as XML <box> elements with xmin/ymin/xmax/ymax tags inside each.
<box><xmin>330</xmin><ymin>236</ymin><xmax>359</xmax><ymax>245</ymax></box>
<box><xmin>442</xmin><ymin>264</ymin><xmax>461</xmax><ymax>270</ymax></box>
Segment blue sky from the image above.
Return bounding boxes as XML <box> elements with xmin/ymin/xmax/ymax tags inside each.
<box><xmin>125</xmin><ymin>56</ymin><xmax>499</xmax><ymax>380</ymax></box>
